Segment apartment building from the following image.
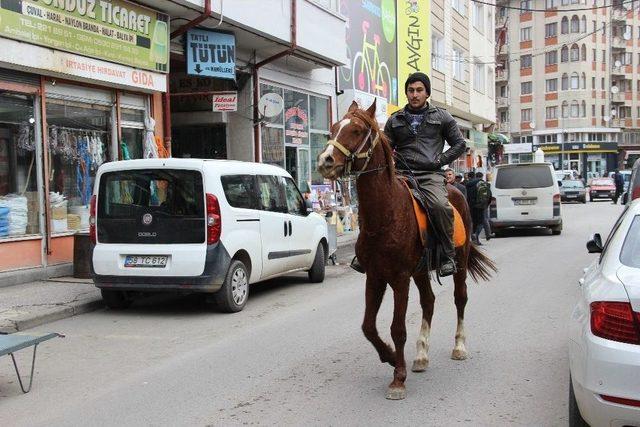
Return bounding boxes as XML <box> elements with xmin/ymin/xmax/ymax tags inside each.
<box><xmin>495</xmin><ymin>0</ymin><xmax>640</xmax><ymax>177</ymax></box>
<box><xmin>429</xmin><ymin>0</ymin><xmax>497</xmax><ymax>171</ymax></box>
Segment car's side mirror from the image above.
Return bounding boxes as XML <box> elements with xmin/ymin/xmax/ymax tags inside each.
<box><xmin>587</xmin><ymin>233</ymin><xmax>603</xmax><ymax>253</ymax></box>
<box><xmin>558</xmin><ymin>181</ymin><xmax>562</xmax><ymax>187</ymax></box>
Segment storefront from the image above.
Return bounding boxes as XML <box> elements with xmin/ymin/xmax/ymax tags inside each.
<box><xmin>0</xmin><ymin>1</ymin><xmax>169</xmax><ymax>281</ymax></box>
<box><xmin>536</xmin><ymin>142</ymin><xmax>618</xmax><ymax>178</ymax></box>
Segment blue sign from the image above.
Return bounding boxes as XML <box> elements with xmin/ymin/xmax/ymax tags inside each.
<box><xmin>186</xmin><ymin>29</ymin><xmax>235</xmax><ymax>79</ymax></box>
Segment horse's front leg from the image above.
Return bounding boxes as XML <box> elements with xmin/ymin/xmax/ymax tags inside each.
<box><xmin>451</xmin><ymin>268</ymin><xmax>468</xmax><ymax>360</ymax></box>
<box><xmin>412</xmin><ymin>273</ymin><xmax>434</xmax><ymax>372</ymax></box>
<box><xmin>386</xmin><ymin>282</ymin><xmax>410</xmax><ymax>400</ymax></box>
<box><xmin>361</xmin><ymin>277</ymin><xmax>395</xmax><ymax>366</ymax></box>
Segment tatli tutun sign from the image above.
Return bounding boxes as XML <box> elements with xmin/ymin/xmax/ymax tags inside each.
<box><xmin>186</xmin><ymin>29</ymin><xmax>235</xmax><ymax>80</ymax></box>
<box><xmin>0</xmin><ymin>0</ymin><xmax>169</xmax><ymax>72</ymax></box>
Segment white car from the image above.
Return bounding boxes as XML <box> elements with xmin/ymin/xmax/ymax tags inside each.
<box><xmin>489</xmin><ymin>162</ymin><xmax>563</xmax><ymax>236</ymax></box>
<box><xmin>91</xmin><ymin>158</ymin><xmax>329</xmax><ymax>312</ymax></box>
<box><xmin>569</xmin><ymin>199</ymin><xmax>640</xmax><ymax>426</ymax></box>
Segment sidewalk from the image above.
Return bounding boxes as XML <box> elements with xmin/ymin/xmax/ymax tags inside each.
<box><xmin>0</xmin><ymin>231</ymin><xmax>359</xmax><ymax>333</ymax></box>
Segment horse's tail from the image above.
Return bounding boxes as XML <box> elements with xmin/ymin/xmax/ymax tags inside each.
<box><xmin>467</xmin><ymin>243</ymin><xmax>497</xmax><ymax>282</ymax></box>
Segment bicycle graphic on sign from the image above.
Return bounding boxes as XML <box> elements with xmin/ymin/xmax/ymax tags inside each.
<box><xmin>351</xmin><ymin>20</ymin><xmax>392</xmax><ymax>100</ymax></box>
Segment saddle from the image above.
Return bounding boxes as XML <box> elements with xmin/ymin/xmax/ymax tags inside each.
<box><xmin>399</xmin><ymin>176</ymin><xmax>466</xmax><ymax>249</ymax></box>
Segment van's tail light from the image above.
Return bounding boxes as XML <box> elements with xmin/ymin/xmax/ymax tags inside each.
<box><xmin>590</xmin><ymin>302</ymin><xmax>640</xmax><ymax>345</ymax></box>
<box><xmin>89</xmin><ymin>195</ymin><xmax>97</xmax><ymax>244</ymax></box>
<box><xmin>206</xmin><ymin>193</ymin><xmax>221</xmax><ymax>245</ymax></box>
<box><xmin>632</xmin><ymin>186</ymin><xmax>640</xmax><ymax>201</ymax></box>
<box><xmin>489</xmin><ymin>197</ymin><xmax>497</xmax><ymax>219</ymax></box>
<box><xmin>553</xmin><ymin>194</ymin><xmax>561</xmax><ymax>216</ymax></box>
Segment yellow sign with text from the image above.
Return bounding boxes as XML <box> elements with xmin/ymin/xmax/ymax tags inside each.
<box><xmin>397</xmin><ymin>0</ymin><xmax>431</xmax><ymax>94</ymax></box>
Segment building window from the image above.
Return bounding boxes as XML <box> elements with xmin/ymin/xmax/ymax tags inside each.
<box><xmin>571</xmin><ymin>101</ymin><xmax>580</xmax><ymax>117</ymax></box>
<box><xmin>570</xmin><ymin>72</ymin><xmax>580</xmax><ymax>89</ymax></box>
<box><xmin>452</xmin><ymin>0</ymin><xmax>467</xmax><ymax>16</ymax></box>
<box><xmin>570</xmin><ymin>15</ymin><xmax>580</xmax><ymax>33</ymax></box>
<box><xmin>499</xmin><ymin>85</ymin><xmax>508</xmax><ymax>97</ymax></box>
<box><xmin>546</xmin><ymin>78</ymin><xmax>558</xmax><ymax>92</ymax></box>
<box><xmin>520</xmin><ymin>54</ymin><xmax>532</xmax><ymax>69</ymax></box>
<box><xmin>602</xmin><ymin>50</ymin><xmax>606</xmax><ymax>63</ymax></box>
<box><xmin>561</xmin><ymin>17</ymin><xmax>569</xmax><ymax>34</ymax></box>
<box><xmin>474</xmin><ymin>62</ymin><xmax>486</xmax><ymax>93</ymax></box>
<box><xmin>545</xmin><ymin>23</ymin><xmax>557</xmax><ymax>38</ymax></box>
<box><xmin>592</xmin><ymin>77</ymin><xmax>596</xmax><ymax>89</ymax></box>
<box><xmin>431</xmin><ymin>33</ymin><xmax>445</xmax><ymax>72</ymax></box>
<box><xmin>581</xmin><ymin>16</ymin><xmax>587</xmax><ymax>33</ymax></box>
<box><xmin>581</xmin><ymin>44</ymin><xmax>587</xmax><ymax>61</ymax></box>
<box><xmin>546</xmin><ymin>106</ymin><xmax>558</xmax><ymax>119</ymax></box>
<box><xmin>521</xmin><ymin>81</ymin><xmax>533</xmax><ymax>95</ymax></box>
<box><xmin>487</xmin><ymin>6</ymin><xmax>493</xmax><ymax>40</ymax></box>
<box><xmin>520</xmin><ymin>0</ymin><xmax>532</xmax><ymax>13</ymax></box>
<box><xmin>561</xmin><ymin>45</ymin><xmax>569</xmax><ymax>62</ymax></box>
<box><xmin>521</xmin><ymin>27</ymin><xmax>532</xmax><ymax>41</ymax></box>
<box><xmin>521</xmin><ymin>108</ymin><xmax>532</xmax><ymax>122</ymax></box>
<box><xmin>562</xmin><ymin>73</ymin><xmax>569</xmax><ymax>90</ymax></box>
<box><xmin>570</xmin><ymin>44</ymin><xmax>580</xmax><ymax>62</ymax></box>
<box><xmin>592</xmin><ymin>48</ymin><xmax>596</xmax><ymax>62</ymax></box>
<box><xmin>601</xmin><ymin>77</ymin><xmax>605</xmax><ymax>90</ymax></box>
<box><xmin>545</xmin><ymin>51</ymin><xmax>558</xmax><ymax>66</ymax></box>
<box><xmin>581</xmin><ymin>101</ymin><xmax>586</xmax><ymax>117</ymax></box>
<box><xmin>453</xmin><ymin>48</ymin><xmax>466</xmax><ymax>82</ymax></box>
<box><xmin>545</xmin><ymin>0</ymin><xmax>557</xmax><ymax>8</ymax></box>
<box><xmin>592</xmin><ymin>104</ymin><xmax>596</xmax><ymax>116</ymax></box>
<box><xmin>562</xmin><ymin>101</ymin><xmax>569</xmax><ymax>118</ymax></box>
<box><xmin>544</xmin><ymin>134</ymin><xmax>558</xmax><ymax>143</ymax></box>
<box><xmin>488</xmin><ymin>68</ymin><xmax>495</xmax><ymax>98</ymax></box>
<box><xmin>473</xmin><ymin>3</ymin><xmax>484</xmax><ymax>33</ymax></box>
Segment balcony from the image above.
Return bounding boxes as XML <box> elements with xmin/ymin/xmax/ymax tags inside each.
<box><xmin>611</xmin><ymin>118</ymin><xmax>624</xmax><ymax>128</ymax></box>
<box><xmin>496</xmin><ymin>15</ymin><xmax>507</xmax><ymax>28</ymax></box>
<box><xmin>496</xmin><ymin>97</ymin><xmax>509</xmax><ymax>108</ymax></box>
<box><xmin>497</xmin><ymin>122</ymin><xmax>510</xmax><ymax>132</ymax></box>
<box><xmin>612</xmin><ymin>8</ymin><xmax>628</xmax><ymax>22</ymax></box>
<box><xmin>496</xmin><ymin>70</ymin><xmax>508</xmax><ymax>82</ymax></box>
<box><xmin>611</xmin><ymin>92</ymin><xmax>626</xmax><ymax>103</ymax></box>
<box><xmin>611</xmin><ymin>37</ymin><xmax>627</xmax><ymax>50</ymax></box>
<box><xmin>611</xmin><ymin>66</ymin><xmax>625</xmax><ymax>76</ymax></box>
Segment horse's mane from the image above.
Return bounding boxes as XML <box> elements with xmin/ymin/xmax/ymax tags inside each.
<box><xmin>351</xmin><ymin>109</ymin><xmax>396</xmax><ymax>179</ymax></box>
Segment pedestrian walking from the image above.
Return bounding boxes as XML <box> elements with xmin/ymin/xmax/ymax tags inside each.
<box><xmin>445</xmin><ymin>168</ymin><xmax>467</xmax><ymax>199</ymax></box>
<box><xmin>466</xmin><ymin>172</ymin><xmax>492</xmax><ymax>245</ymax></box>
<box><xmin>613</xmin><ymin>170</ymin><xmax>624</xmax><ymax>204</ymax></box>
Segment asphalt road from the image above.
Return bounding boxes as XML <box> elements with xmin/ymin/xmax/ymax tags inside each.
<box><xmin>0</xmin><ymin>201</ymin><xmax>624</xmax><ymax>426</ymax></box>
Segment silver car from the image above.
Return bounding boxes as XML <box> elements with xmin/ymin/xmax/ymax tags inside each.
<box><xmin>559</xmin><ymin>180</ymin><xmax>587</xmax><ymax>203</ymax></box>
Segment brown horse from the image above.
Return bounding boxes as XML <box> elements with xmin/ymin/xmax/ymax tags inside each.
<box><xmin>317</xmin><ymin>101</ymin><xmax>496</xmax><ymax>400</ymax></box>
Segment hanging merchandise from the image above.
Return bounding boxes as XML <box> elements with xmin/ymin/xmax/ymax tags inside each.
<box><xmin>0</xmin><ymin>194</ymin><xmax>28</xmax><ymax>236</ymax></box>
<box><xmin>89</xmin><ymin>132</ymin><xmax>105</xmax><ymax>170</ymax></box>
<box><xmin>0</xmin><ymin>205</ymin><xmax>9</xmax><ymax>237</ymax></box>
<box><xmin>76</xmin><ymin>137</ymin><xmax>92</xmax><ymax>206</ymax></box>
<box><xmin>121</xmin><ymin>140</ymin><xmax>131</xmax><ymax>160</ymax></box>
<box><xmin>143</xmin><ymin>116</ymin><xmax>159</xmax><ymax>159</ymax></box>
<box><xmin>155</xmin><ymin>136</ymin><xmax>169</xmax><ymax>158</ymax></box>
<box><xmin>16</xmin><ymin>123</ymin><xmax>35</xmax><ymax>153</ymax></box>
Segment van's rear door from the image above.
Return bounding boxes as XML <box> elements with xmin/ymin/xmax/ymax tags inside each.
<box><xmin>494</xmin><ymin>164</ymin><xmax>556</xmax><ymax>221</ymax></box>
<box><xmin>93</xmin><ymin>168</ymin><xmax>207</xmax><ymax>277</ymax></box>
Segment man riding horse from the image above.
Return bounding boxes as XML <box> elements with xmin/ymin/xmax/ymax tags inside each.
<box><xmin>351</xmin><ymin>72</ymin><xmax>466</xmax><ymax>277</ymax></box>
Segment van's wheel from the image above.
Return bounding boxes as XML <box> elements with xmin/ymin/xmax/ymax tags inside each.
<box><xmin>214</xmin><ymin>260</ymin><xmax>249</xmax><ymax>313</ymax></box>
<box><xmin>308</xmin><ymin>243</ymin><xmax>326</xmax><ymax>283</ymax></box>
<box><xmin>101</xmin><ymin>289</ymin><xmax>132</xmax><ymax>309</ymax></box>
<box><xmin>551</xmin><ymin>225</ymin><xmax>562</xmax><ymax>235</ymax></box>
<box><xmin>569</xmin><ymin>376</ymin><xmax>588</xmax><ymax>427</ymax></box>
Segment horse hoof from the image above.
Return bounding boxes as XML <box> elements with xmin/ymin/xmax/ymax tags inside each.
<box><xmin>411</xmin><ymin>358</ymin><xmax>428</xmax><ymax>372</ymax></box>
<box><xmin>386</xmin><ymin>387</ymin><xmax>406</xmax><ymax>400</ymax></box>
<box><xmin>451</xmin><ymin>349</ymin><xmax>468</xmax><ymax>360</ymax></box>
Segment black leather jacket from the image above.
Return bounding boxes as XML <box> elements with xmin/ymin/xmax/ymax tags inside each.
<box><xmin>384</xmin><ymin>104</ymin><xmax>466</xmax><ymax>173</ymax></box>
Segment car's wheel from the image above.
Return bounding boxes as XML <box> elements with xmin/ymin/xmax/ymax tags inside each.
<box><xmin>581</xmin><ymin>197</ymin><xmax>587</xmax><ymax>204</ymax></box>
<box><xmin>308</xmin><ymin>243</ymin><xmax>326</xmax><ymax>283</ymax></box>
<box><xmin>551</xmin><ymin>225</ymin><xmax>562</xmax><ymax>235</ymax></box>
<box><xmin>569</xmin><ymin>376</ymin><xmax>589</xmax><ymax>427</ymax></box>
<box><xmin>213</xmin><ymin>260</ymin><xmax>249</xmax><ymax>313</ymax></box>
<box><xmin>101</xmin><ymin>289</ymin><xmax>132</xmax><ymax>309</ymax></box>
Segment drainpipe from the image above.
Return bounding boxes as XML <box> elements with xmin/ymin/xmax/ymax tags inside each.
<box><xmin>162</xmin><ymin>0</ymin><xmax>213</xmax><ymax>154</ymax></box>
<box><xmin>252</xmin><ymin>0</ymin><xmax>297</xmax><ymax>162</ymax></box>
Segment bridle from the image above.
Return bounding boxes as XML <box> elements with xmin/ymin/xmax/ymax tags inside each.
<box><xmin>325</xmin><ymin>123</ymin><xmax>387</xmax><ymax>177</ymax></box>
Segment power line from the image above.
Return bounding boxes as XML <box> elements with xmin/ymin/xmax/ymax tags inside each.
<box><xmin>471</xmin><ymin>0</ymin><xmax>637</xmax><ymax>12</ymax></box>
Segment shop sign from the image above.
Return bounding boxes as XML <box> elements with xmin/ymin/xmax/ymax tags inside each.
<box><xmin>0</xmin><ymin>38</ymin><xmax>166</xmax><ymax>91</ymax></box>
<box><xmin>212</xmin><ymin>92</ymin><xmax>237</xmax><ymax>112</ymax></box>
<box><xmin>537</xmin><ymin>142</ymin><xmax>618</xmax><ymax>152</ymax></box>
<box><xmin>0</xmin><ymin>0</ymin><xmax>169</xmax><ymax>73</ymax></box>
<box><xmin>397</xmin><ymin>0</ymin><xmax>431</xmax><ymax>88</ymax></box>
<box><xmin>285</xmin><ymin>106</ymin><xmax>309</xmax><ymax>145</ymax></box>
<box><xmin>468</xmin><ymin>129</ymin><xmax>488</xmax><ymax>150</ymax></box>
<box><xmin>503</xmin><ymin>143</ymin><xmax>533</xmax><ymax>154</ymax></box>
<box><xmin>186</xmin><ymin>29</ymin><xmax>235</xmax><ymax>80</ymax></box>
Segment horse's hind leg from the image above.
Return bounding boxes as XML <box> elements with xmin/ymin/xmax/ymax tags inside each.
<box><xmin>361</xmin><ymin>277</ymin><xmax>395</xmax><ymax>366</ymax></box>
<box><xmin>411</xmin><ymin>273</ymin><xmax>434</xmax><ymax>372</ymax></box>
<box><xmin>451</xmin><ymin>268</ymin><xmax>469</xmax><ymax>360</ymax></box>
<box><xmin>387</xmin><ymin>281</ymin><xmax>410</xmax><ymax>400</ymax></box>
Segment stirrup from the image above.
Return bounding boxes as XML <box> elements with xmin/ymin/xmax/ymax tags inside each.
<box><xmin>438</xmin><ymin>258</ymin><xmax>457</xmax><ymax>277</ymax></box>
<box><xmin>350</xmin><ymin>256</ymin><xmax>365</xmax><ymax>274</ymax></box>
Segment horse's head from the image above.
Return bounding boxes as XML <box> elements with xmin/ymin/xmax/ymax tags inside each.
<box><xmin>317</xmin><ymin>100</ymin><xmax>381</xmax><ymax>180</ymax></box>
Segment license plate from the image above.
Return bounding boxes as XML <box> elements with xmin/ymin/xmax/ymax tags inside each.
<box><xmin>566</xmin><ymin>194</ymin><xmax>577</xmax><ymax>198</ymax></box>
<box><xmin>124</xmin><ymin>255</ymin><xmax>168</xmax><ymax>268</ymax></box>
<box><xmin>514</xmin><ymin>199</ymin><xmax>536</xmax><ymax>206</ymax></box>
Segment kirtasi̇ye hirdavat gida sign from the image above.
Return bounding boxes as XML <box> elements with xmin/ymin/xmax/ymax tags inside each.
<box><xmin>0</xmin><ymin>0</ymin><xmax>169</xmax><ymax>72</ymax></box>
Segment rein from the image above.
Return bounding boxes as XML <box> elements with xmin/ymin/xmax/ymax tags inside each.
<box><xmin>326</xmin><ymin>128</ymin><xmax>387</xmax><ymax>178</ymax></box>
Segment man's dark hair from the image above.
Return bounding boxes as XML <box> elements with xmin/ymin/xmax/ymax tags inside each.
<box><xmin>404</xmin><ymin>72</ymin><xmax>431</xmax><ymax>96</ymax></box>
<box><xmin>467</xmin><ymin>172</ymin><xmax>475</xmax><ymax>180</ymax></box>
<box><xmin>475</xmin><ymin>172</ymin><xmax>484</xmax><ymax>179</ymax></box>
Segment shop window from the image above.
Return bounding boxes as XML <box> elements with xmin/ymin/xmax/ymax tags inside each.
<box><xmin>120</xmin><ymin>107</ymin><xmax>146</xmax><ymax>160</ymax></box>
<box><xmin>0</xmin><ymin>93</ymin><xmax>39</xmax><ymax>239</ymax></box>
<box><xmin>46</xmin><ymin>99</ymin><xmax>111</xmax><ymax>233</ymax></box>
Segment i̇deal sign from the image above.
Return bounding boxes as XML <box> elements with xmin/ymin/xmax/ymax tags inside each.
<box><xmin>212</xmin><ymin>92</ymin><xmax>237</xmax><ymax>112</ymax></box>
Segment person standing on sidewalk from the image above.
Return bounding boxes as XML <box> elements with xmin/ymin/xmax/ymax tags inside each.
<box><xmin>466</xmin><ymin>172</ymin><xmax>491</xmax><ymax>245</ymax></box>
<box><xmin>474</xmin><ymin>172</ymin><xmax>492</xmax><ymax>242</ymax></box>
<box><xmin>612</xmin><ymin>170</ymin><xmax>624</xmax><ymax>204</ymax></box>
<box><xmin>445</xmin><ymin>168</ymin><xmax>467</xmax><ymax>199</ymax></box>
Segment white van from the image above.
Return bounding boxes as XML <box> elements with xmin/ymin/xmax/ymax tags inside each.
<box><xmin>90</xmin><ymin>158</ymin><xmax>329</xmax><ymax>312</ymax></box>
<box><xmin>489</xmin><ymin>162</ymin><xmax>563</xmax><ymax>235</ymax></box>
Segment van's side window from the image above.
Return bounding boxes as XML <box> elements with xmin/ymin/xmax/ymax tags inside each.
<box><xmin>221</xmin><ymin>175</ymin><xmax>258</xmax><ymax>209</ymax></box>
<box><xmin>256</xmin><ymin>175</ymin><xmax>288</xmax><ymax>213</ymax></box>
<box><xmin>283</xmin><ymin>177</ymin><xmax>305</xmax><ymax>215</ymax></box>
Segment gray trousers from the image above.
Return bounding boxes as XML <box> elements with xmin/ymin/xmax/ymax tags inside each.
<box><xmin>407</xmin><ymin>171</ymin><xmax>455</xmax><ymax>259</ymax></box>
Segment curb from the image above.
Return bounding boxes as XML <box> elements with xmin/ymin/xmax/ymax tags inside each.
<box><xmin>0</xmin><ymin>298</ymin><xmax>103</xmax><ymax>334</ymax></box>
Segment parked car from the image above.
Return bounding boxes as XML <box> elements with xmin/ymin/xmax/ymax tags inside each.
<box><xmin>555</xmin><ymin>169</ymin><xmax>579</xmax><ymax>182</ymax></box>
<box><xmin>569</xmin><ymin>199</ymin><xmax>640</xmax><ymax>426</ymax></box>
<box><xmin>489</xmin><ymin>162</ymin><xmax>562</xmax><ymax>235</ymax></box>
<box><xmin>560</xmin><ymin>180</ymin><xmax>587</xmax><ymax>203</ymax></box>
<box><xmin>588</xmin><ymin>177</ymin><xmax>616</xmax><ymax>201</ymax></box>
<box><xmin>91</xmin><ymin>159</ymin><xmax>329</xmax><ymax>312</ymax></box>
<box><xmin>623</xmin><ymin>158</ymin><xmax>640</xmax><ymax>205</ymax></box>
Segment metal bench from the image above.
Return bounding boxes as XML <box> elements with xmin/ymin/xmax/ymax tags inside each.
<box><xmin>0</xmin><ymin>332</ymin><xmax>64</xmax><ymax>393</ymax></box>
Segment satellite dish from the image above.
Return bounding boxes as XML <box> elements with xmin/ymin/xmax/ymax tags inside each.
<box><xmin>603</xmin><ymin>115</ymin><xmax>610</xmax><ymax>122</ymax></box>
<box><xmin>615</xmin><ymin>60</ymin><xmax>622</xmax><ymax>68</ymax></box>
<box><xmin>611</xmin><ymin>109</ymin><xmax>617</xmax><ymax>117</ymax></box>
<box><xmin>611</xmin><ymin>85</ymin><xmax>619</xmax><ymax>94</ymax></box>
<box><xmin>258</xmin><ymin>92</ymin><xmax>284</xmax><ymax>118</ymax></box>
<box><xmin>624</xmin><ymin>31</ymin><xmax>632</xmax><ymax>40</ymax></box>
<box><xmin>529</xmin><ymin>122</ymin><xmax>536</xmax><ymax>129</ymax></box>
